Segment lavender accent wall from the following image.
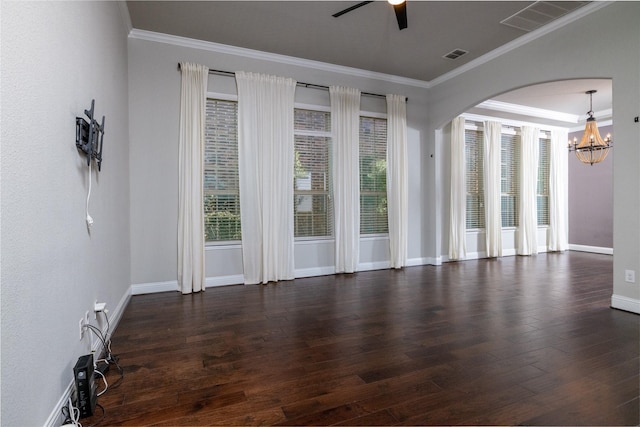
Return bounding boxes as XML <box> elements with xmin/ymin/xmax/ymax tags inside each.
<box><xmin>568</xmin><ymin>124</ymin><xmax>613</xmax><ymax>248</ymax></box>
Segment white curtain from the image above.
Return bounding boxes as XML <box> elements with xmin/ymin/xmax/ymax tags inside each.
<box><xmin>330</xmin><ymin>86</ymin><xmax>361</xmax><ymax>273</ymax></box>
<box><xmin>548</xmin><ymin>128</ymin><xmax>569</xmax><ymax>251</ymax></box>
<box><xmin>449</xmin><ymin>116</ymin><xmax>467</xmax><ymax>260</ymax></box>
<box><xmin>236</xmin><ymin>71</ymin><xmax>297</xmax><ymax>284</ymax></box>
<box><xmin>386</xmin><ymin>94</ymin><xmax>408</xmax><ymax>269</ymax></box>
<box><xmin>517</xmin><ymin>126</ymin><xmax>540</xmax><ymax>255</ymax></box>
<box><xmin>177</xmin><ymin>62</ymin><xmax>208</xmax><ymax>294</ymax></box>
<box><xmin>484</xmin><ymin>120</ymin><xmax>503</xmax><ymax>258</ymax></box>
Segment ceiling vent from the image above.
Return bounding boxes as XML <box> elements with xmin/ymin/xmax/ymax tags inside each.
<box><xmin>443</xmin><ymin>49</ymin><xmax>468</xmax><ymax>60</ymax></box>
<box><xmin>500</xmin><ymin>1</ymin><xmax>589</xmax><ymax>32</ymax></box>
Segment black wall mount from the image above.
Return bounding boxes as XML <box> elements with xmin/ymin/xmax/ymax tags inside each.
<box><xmin>76</xmin><ymin>99</ymin><xmax>105</xmax><ymax>171</ymax></box>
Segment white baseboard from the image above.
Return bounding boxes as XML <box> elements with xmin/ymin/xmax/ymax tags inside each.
<box><xmin>611</xmin><ymin>294</ymin><xmax>640</xmax><ymax>314</ymax></box>
<box><xmin>131</xmin><ymin>280</ymin><xmax>178</xmax><ymax>295</ymax></box>
<box><xmin>568</xmin><ymin>244</ymin><xmax>613</xmax><ymax>255</ymax></box>
<box><xmin>295</xmin><ymin>266</ymin><xmax>336</xmax><ymax>278</ymax></box>
<box><xmin>503</xmin><ymin>248</ymin><xmax>517</xmax><ymax>257</ymax></box>
<box><xmin>44</xmin><ymin>381</ymin><xmax>75</xmax><ymax>427</ymax></box>
<box><xmin>447</xmin><ymin>247</ymin><xmax>554</xmax><ymax>262</ymax></box>
<box><xmin>132</xmin><ymin>275</ymin><xmax>247</xmax><ymax>294</ymax></box>
<box><xmin>538</xmin><ymin>245</ymin><xmax>550</xmax><ymax>254</ymax></box>
<box><xmin>358</xmin><ymin>260</ymin><xmax>391</xmax><ymax>271</ymax></box>
<box><xmin>406</xmin><ymin>257</ymin><xmax>440</xmax><ymax>266</ymax></box>
<box><xmin>135</xmin><ymin>262</ymin><xmax>450</xmax><ymax>292</ymax></box>
<box><xmin>45</xmin><ymin>288</ymin><xmax>131</xmax><ymax>427</ymax></box>
<box><xmin>205</xmin><ymin>274</ymin><xmax>244</xmax><ymax>287</ymax></box>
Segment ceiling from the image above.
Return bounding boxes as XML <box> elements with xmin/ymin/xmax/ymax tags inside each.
<box><xmin>126</xmin><ymin>1</ymin><xmax>612</xmax><ymax>127</ymax></box>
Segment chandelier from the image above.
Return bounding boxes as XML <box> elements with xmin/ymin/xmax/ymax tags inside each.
<box><xmin>568</xmin><ymin>90</ymin><xmax>612</xmax><ymax>165</ymax></box>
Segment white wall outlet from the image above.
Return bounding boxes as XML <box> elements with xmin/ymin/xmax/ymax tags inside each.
<box><xmin>94</xmin><ymin>301</ymin><xmax>106</xmax><ymax>319</ymax></box>
<box><xmin>79</xmin><ymin>311</ymin><xmax>90</xmax><ymax>340</ymax></box>
<box><xmin>624</xmin><ymin>269</ymin><xmax>636</xmax><ymax>283</ymax></box>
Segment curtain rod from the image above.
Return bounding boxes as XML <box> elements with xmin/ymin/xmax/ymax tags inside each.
<box><xmin>177</xmin><ymin>63</ymin><xmax>405</xmax><ymax>101</ymax></box>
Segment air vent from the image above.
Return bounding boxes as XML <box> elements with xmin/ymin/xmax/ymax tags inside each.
<box><xmin>501</xmin><ymin>1</ymin><xmax>589</xmax><ymax>32</ymax></box>
<box><xmin>443</xmin><ymin>49</ymin><xmax>468</xmax><ymax>60</ymax></box>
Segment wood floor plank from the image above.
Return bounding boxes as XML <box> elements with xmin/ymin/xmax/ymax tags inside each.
<box><xmin>82</xmin><ymin>252</ymin><xmax>639</xmax><ymax>426</ymax></box>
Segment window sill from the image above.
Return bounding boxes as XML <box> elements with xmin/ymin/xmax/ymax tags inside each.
<box><xmin>205</xmin><ymin>241</ymin><xmax>242</xmax><ymax>250</ymax></box>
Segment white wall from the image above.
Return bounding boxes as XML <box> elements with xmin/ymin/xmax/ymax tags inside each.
<box><xmin>429</xmin><ymin>2</ymin><xmax>640</xmax><ymax>311</ymax></box>
<box><xmin>0</xmin><ymin>2</ymin><xmax>131</xmax><ymax>425</ymax></box>
<box><xmin>128</xmin><ymin>34</ymin><xmax>431</xmax><ymax>291</ymax></box>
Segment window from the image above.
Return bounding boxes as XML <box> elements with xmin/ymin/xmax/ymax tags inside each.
<box><xmin>293</xmin><ymin>109</ymin><xmax>333</xmax><ymax>238</ymax></box>
<box><xmin>537</xmin><ymin>137</ymin><xmax>550</xmax><ymax>226</ymax></box>
<box><xmin>465</xmin><ymin>128</ymin><xmax>485</xmax><ymax>229</ymax></box>
<box><xmin>359</xmin><ymin>115</ymin><xmax>388</xmax><ymax>234</ymax></box>
<box><xmin>464</xmin><ymin>121</ymin><xmax>553</xmax><ymax>232</ymax></box>
<box><xmin>501</xmin><ymin>131</ymin><xmax>520</xmax><ymax>228</ymax></box>
<box><xmin>203</xmin><ymin>99</ymin><xmax>241</xmax><ymax>242</ymax></box>
<box><xmin>204</xmin><ymin>100</ymin><xmax>391</xmax><ymax>241</ymax></box>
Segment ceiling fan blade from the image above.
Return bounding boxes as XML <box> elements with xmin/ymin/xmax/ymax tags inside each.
<box><xmin>393</xmin><ymin>2</ymin><xmax>408</xmax><ymax>30</ymax></box>
<box><xmin>332</xmin><ymin>1</ymin><xmax>374</xmax><ymax>18</ymax></box>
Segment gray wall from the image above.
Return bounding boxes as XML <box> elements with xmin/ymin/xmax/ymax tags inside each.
<box><xmin>0</xmin><ymin>2</ymin><xmax>131</xmax><ymax>425</ymax></box>
<box><xmin>128</xmin><ymin>36</ymin><xmax>431</xmax><ymax>289</ymax></box>
<box><xmin>568</xmin><ymin>125</ymin><xmax>614</xmax><ymax>249</ymax></box>
<box><xmin>429</xmin><ymin>2</ymin><xmax>640</xmax><ymax>307</ymax></box>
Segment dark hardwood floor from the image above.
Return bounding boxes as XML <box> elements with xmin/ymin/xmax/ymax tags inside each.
<box><xmin>88</xmin><ymin>252</ymin><xmax>639</xmax><ymax>426</ymax></box>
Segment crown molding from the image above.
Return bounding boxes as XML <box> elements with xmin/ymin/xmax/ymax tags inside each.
<box><xmin>429</xmin><ymin>1</ymin><xmax>612</xmax><ymax>88</ymax></box>
<box><xmin>569</xmin><ymin>118</ymin><xmax>613</xmax><ymax>133</ymax></box>
<box><xmin>117</xmin><ymin>1</ymin><xmax>132</xmax><ymax>35</ymax></box>
<box><xmin>476</xmin><ymin>99</ymin><xmax>579</xmax><ymax>123</ymax></box>
<box><xmin>462</xmin><ymin>112</ymin><xmax>569</xmax><ymax>132</ymax></box>
<box><xmin>129</xmin><ymin>29</ymin><xmax>431</xmax><ymax>89</ymax></box>
<box><xmin>127</xmin><ymin>1</ymin><xmax>609</xmax><ymax>91</ymax></box>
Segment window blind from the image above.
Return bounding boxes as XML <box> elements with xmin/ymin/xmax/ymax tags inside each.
<box><xmin>537</xmin><ymin>137</ymin><xmax>550</xmax><ymax>226</ymax></box>
<box><xmin>465</xmin><ymin>123</ymin><xmax>552</xmax><ymax>231</ymax></box>
<box><xmin>465</xmin><ymin>129</ymin><xmax>485</xmax><ymax>229</ymax></box>
<box><xmin>203</xmin><ymin>99</ymin><xmax>241</xmax><ymax>241</ymax></box>
<box><xmin>359</xmin><ymin>116</ymin><xmax>388</xmax><ymax>234</ymax></box>
<box><xmin>501</xmin><ymin>132</ymin><xmax>520</xmax><ymax>228</ymax></box>
<box><xmin>294</xmin><ymin>109</ymin><xmax>333</xmax><ymax>238</ymax></box>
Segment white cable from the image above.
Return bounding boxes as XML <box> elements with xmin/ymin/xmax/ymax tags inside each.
<box><xmin>94</xmin><ymin>368</ymin><xmax>108</xmax><ymax>396</ymax></box>
<box><xmin>65</xmin><ymin>396</ymin><xmax>82</xmax><ymax>427</ymax></box>
<box><xmin>86</xmin><ymin>160</ymin><xmax>93</xmax><ymax>229</ymax></box>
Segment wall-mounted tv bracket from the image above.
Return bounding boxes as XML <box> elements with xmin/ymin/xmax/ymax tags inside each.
<box><xmin>75</xmin><ymin>99</ymin><xmax>105</xmax><ymax>171</ymax></box>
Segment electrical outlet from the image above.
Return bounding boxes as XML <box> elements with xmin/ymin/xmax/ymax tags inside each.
<box><xmin>624</xmin><ymin>269</ymin><xmax>636</xmax><ymax>283</ymax></box>
<box><xmin>79</xmin><ymin>311</ymin><xmax>90</xmax><ymax>340</ymax></box>
<box><xmin>94</xmin><ymin>301</ymin><xmax>106</xmax><ymax>319</ymax></box>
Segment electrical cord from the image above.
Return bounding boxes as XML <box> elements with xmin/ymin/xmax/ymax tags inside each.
<box><xmin>94</xmin><ymin>368</ymin><xmax>108</xmax><ymax>396</ymax></box>
<box><xmin>61</xmin><ymin>403</ymin><xmax>72</xmax><ymax>425</ymax></box>
<box><xmin>65</xmin><ymin>310</ymin><xmax>118</xmax><ymax>426</ymax></box>
<box><xmin>84</xmin><ymin>324</ymin><xmax>108</xmax><ymax>355</ymax></box>
<box><xmin>62</xmin><ymin>396</ymin><xmax>83</xmax><ymax>427</ymax></box>
<box><xmin>85</xmin><ymin>403</ymin><xmax>105</xmax><ymax>427</ymax></box>
<box><xmin>86</xmin><ymin>160</ymin><xmax>93</xmax><ymax>229</ymax></box>
<box><xmin>98</xmin><ymin>310</ymin><xmax>124</xmax><ymax>384</ymax></box>
<box><xmin>101</xmin><ymin>310</ymin><xmax>111</xmax><ymax>335</ymax></box>
<box><xmin>83</xmin><ymin>312</ymin><xmax>124</xmax><ymax>389</ymax></box>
